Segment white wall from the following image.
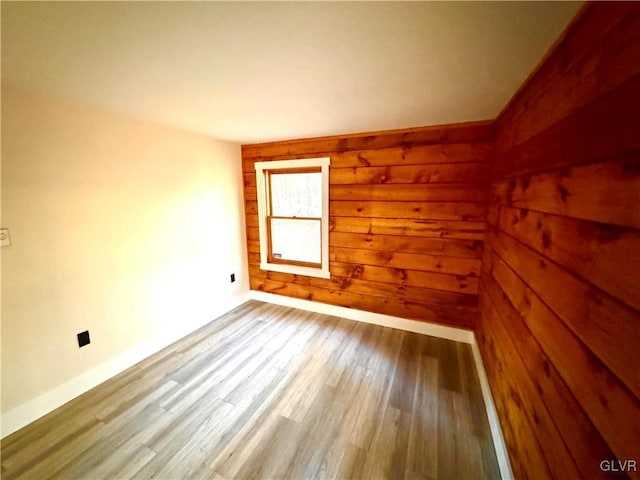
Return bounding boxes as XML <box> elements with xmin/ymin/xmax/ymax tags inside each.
<box><xmin>1</xmin><ymin>86</ymin><xmax>249</xmax><ymax>433</ymax></box>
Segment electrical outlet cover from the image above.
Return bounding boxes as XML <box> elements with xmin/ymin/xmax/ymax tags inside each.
<box><xmin>77</xmin><ymin>330</ymin><xmax>90</xmax><ymax>348</ymax></box>
<box><xmin>0</xmin><ymin>228</ymin><xmax>11</xmax><ymax>247</ymax></box>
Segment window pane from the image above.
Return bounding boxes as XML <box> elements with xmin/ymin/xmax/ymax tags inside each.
<box><xmin>270</xmin><ymin>172</ymin><xmax>322</xmax><ymax>217</ymax></box>
<box><xmin>270</xmin><ymin>218</ymin><xmax>321</xmax><ymax>264</ymax></box>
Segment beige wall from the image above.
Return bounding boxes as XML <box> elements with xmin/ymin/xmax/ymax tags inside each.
<box><xmin>1</xmin><ymin>86</ymin><xmax>249</xmax><ymax>414</ymax></box>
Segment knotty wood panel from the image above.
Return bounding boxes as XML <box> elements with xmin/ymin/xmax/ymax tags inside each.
<box><xmin>487</xmin><ymin>226</ymin><xmax>639</xmax><ymax>399</ymax></box>
<box><xmin>498</xmin><ymin>3</ymin><xmax>640</xmax><ymax>153</ymax></box>
<box><xmin>483</xmin><ymin>247</ymin><xmax>640</xmax><ymax>465</ymax></box>
<box><xmin>494</xmin><ymin>81</ymin><xmax>640</xmax><ymax>179</ymax></box>
<box><xmin>329</xmin><ymin>217</ymin><xmax>486</xmax><ymax>240</ymax></box>
<box><xmin>478</xmin><ymin>3</ymin><xmax>640</xmax><ymax>479</ymax></box>
<box><xmin>475</xmin><ymin>300</ymin><xmax>553</xmax><ymax>480</ymax></box>
<box><xmin>249</xmin><ymin>266</ymin><xmax>477</xmax><ymax>308</ymax></box>
<box><xmin>329</xmin><ymin>232</ymin><xmax>483</xmax><ymax>258</ymax></box>
<box><xmin>247</xmin><ymin>221</ymin><xmax>485</xmax><ymax>244</ymax></box>
<box><xmin>241</xmin><ymin>141</ymin><xmax>495</xmax><ymax>172</ymax></box>
<box><xmin>329</xmin><ymin>200</ymin><xmax>486</xmax><ymax>222</ymax></box>
<box><xmin>243</xmin><ymin>121</ymin><xmax>493</xmax><ymax>330</ymax></box>
<box><xmin>493</xmin><ymin>205</ymin><xmax>640</xmax><ymax>312</ymax></box>
<box><xmin>331</xmin><ymin>141</ymin><xmax>495</xmax><ymax>168</ymax></box>
<box><xmin>327</xmin><ymin>263</ymin><xmax>479</xmax><ymax>294</ymax></box>
<box><xmin>491</xmin><ymin>154</ymin><xmax>640</xmax><ymax>228</ymax></box>
<box><xmin>242</xmin><ymin>120</ymin><xmax>495</xmax><ymax>158</ymax></box>
<box><xmin>329</xmin><ymin>163</ymin><xmax>490</xmax><ymax>184</ymax></box>
<box><xmin>478</xmin><ymin>284</ymin><xmax>579</xmax><ymax>480</ymax></box>
<box><xmin>330</xmin><ymin>184</ymin><xmax>488</xmax><ymax>202</ymax></box>
<box><xmin>479</xmin><ymin>276</ymin><xmax>618</xmax><ymax>480</ymax></box>
<box><xmin>244</xmin><ymin>198</ymin><xmax>487</xmax><ymax>222</ymax></box>
<box><xmin>329</xmin><ymin>247</ymin><xmax>481</xmax><ymax>278</ymax></box>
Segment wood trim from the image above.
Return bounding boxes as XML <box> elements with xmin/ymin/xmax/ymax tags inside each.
<box><xmin>249</xmin><ymin>291</ymin><xmax>475</xmax><ymax>342</ymax></box>
<box><xmin>255</xmin><ymin>157</ymin><xmax>331</xmax><ymax>278</ymax></box>
<box><xmin>242</xmin><ymin>120</ymin><xmax>495</xmax><ymax>158</ymax></box>
<box><xmin>470</xmin><ymin>341</ymin><xmax>514</xmax><ymax>480</ymax></box>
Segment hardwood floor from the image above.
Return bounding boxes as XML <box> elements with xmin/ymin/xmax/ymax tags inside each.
<box><xmin>1</xmin><ymin>300</ymin><xmax>500</xmax><ymax>480</ymax></box>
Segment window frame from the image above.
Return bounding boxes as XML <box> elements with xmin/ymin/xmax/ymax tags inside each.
<box><xmin>255</xmin><ymin>157</ymin><xmax>331</xmax><ymax>279</ymax></box>
<box><xmin>266</xmin><ymin>166</ymin><xmax>322</xmax><ymax>267</ymax></box>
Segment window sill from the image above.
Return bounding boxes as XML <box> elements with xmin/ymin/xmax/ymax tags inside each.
<box><xmin>260</xmin><ymin>262</ymin><xmax>331</xmax><ymax>279</ymax></box>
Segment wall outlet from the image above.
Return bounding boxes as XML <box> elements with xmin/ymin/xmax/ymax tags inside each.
<box><xmin>77</xmin><ymin>330</ymin><xmax>90</xmax><ymax>348</ymax></box>
<box><xmin>230</xmin><ymin>273</ymin><xmax>236</xmax><ymax>283</ymax></box>
<box><xmin>0</xmin><ymin>228</ymin><xmax>11</xmax><ymax>247</ymax></box>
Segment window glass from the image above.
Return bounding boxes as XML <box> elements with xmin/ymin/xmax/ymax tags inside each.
<box><xmin>270</xmin><ymin>218</ymin><xmax>321</xmax><ymax>264</ymax></box>
<box><xmin>270</xmin><ymin>172</ymin><xmax>322</xmax><ymax>218</ymax></box>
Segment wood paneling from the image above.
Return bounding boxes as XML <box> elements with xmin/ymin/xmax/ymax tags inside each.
<box><xmin>478</xmin><ymin>3</ymin><xmax>640</xmax><ymax>479</ymax></box>
<box><xmin>482</xmin><ymin>247</ymin><xmax>640</xmax><ymax>465</ymax></box>
<box><xmin>245</xmin><ymin>198</ymin><xmax>487</xmax><ymax>222</ymax></box>
<box><xmin>331</xmin><ymin>141</ymin><xmax>495</xmax><ymax>168</ymax></box>
<box><xmin>329</xmin><ymin>232</ymin><xmax>483</xmax><ymax>258</ymax></box>
<box><xmin>248</xmin><ymin>277</ymin><xmax>477</xmax><ymax>329</ymax></box>
<box><xmin>329</xmin><ymin>217</ymin><xmax>486</xmax><ymax>240</ymax></box>
<box><xmin>242</xmin><ymin>141</ymin><xmax>494</xmax><ymax>172</ymax></box>
<box><xmin>493</xmin><ymin>205</ymin><xmax>640</xmax><ymax>313</ymax></box>
<box><xmin>329</xmin><ymin>247</ymin><xmax>481</xmax><ymax>278</ymax></box>
<box><xmin>497</xmin><ymin>3</ymin><xmax>640</xmax><ymax>153</ymax></box>
<box><xmin>242</xmin><ymin>120</ymin><xmax>495</xmax><ymax>158</ymax></box>
<box><xmin>486</xmin><ymin>227</ymin><xmax>640</xmax><ymax>399</ymax></box>
<box><xmin>329</xmin><ymin>201</ymin><xmax>486</xmax><ymax>222</ymax></box>
<box><xmin>494</xmin><ymin>82</ymin><xmax>640</xmax><ymax>179</ymax></box>
<box><xmin>491</xmin><ymin>154</ymin><xmax>640</xmax><ymax>228</ymax></box>
<box><xmin>249</xmin><ymin>266</ymin><xmax>478</xmax><ymax>307</ymax></box>
<box><xmin>329</xmin><ymin>163</ymin><xmax>490</xmax><ymax>184</ymax></box>
<box><xmin>242</xmin><ymin>121</ymin><xmax>493</xmax><ymax>330</ymax></box>
<box><xmin>329</xmin><ymin>184</ymin><xmax>488</xmax><ymax>202</ymax></box>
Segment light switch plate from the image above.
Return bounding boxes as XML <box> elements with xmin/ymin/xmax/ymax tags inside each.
<box><xmin>1</xmin><ymin>228</ymin><xmax>11</xmax><ymax>247</ymax></box>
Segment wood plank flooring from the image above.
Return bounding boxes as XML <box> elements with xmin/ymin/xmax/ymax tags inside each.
<box><xmin>1</xmin><ymin>301</ymin><xmax>500</xmax><ymax>480</ymax></box>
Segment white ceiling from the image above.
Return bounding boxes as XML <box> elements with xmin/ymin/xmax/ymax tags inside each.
<box><xmin>1</xmin><ymin>1</ymin><xmax>582</xmax><ymax>144</ymax></box>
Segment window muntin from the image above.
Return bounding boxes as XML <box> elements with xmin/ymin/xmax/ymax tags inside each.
<box><xmin>255</xmin><ymin>158</ymin><xmax>330</xmax><ymax>279</ymax></box>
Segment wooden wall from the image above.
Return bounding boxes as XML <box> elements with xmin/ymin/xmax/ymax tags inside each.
<box><xmin>476</xmin><ymin>3</ymin><xmax>640</xmax><ymax>479</ymax></box>
<box><xmin>242</xmin><ymin>121</ymin><xmax>495</xmax><ymax>329</ymax></box>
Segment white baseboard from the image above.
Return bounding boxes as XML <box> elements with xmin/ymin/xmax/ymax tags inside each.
<box><xmin>3</xmin><ymin>288</ymin><xmax>513</xmax><ymax>480</ymax></box>
<box><xmin>250</xmin><ymin>290</ymin><xmax>512</xmax><ymax>479</ymax></box>
<box><xmin>249</xmin><ymin>291</ymin><xmax>475</xmax><ymax>344</ymax></box>
<box><xmin>1</xmin><ymin>291</ymin><xmax>251</xmax><ymax>439</ymax></box>
<box><xmin>471</xmin><ymin>341</ymin><xmax>514</xmax><ymax>480</ymax></box>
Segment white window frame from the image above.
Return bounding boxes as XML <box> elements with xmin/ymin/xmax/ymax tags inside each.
<box><xmin>255</xmin><ymin>157</ymin><xmax>331</xmax><ymax>279</ymax></box>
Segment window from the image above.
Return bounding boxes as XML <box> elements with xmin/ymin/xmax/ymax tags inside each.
<box><xmin>255</xmin><ymin>157</ymin><xmax>330</xmax><ymax>279</ymax></box>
